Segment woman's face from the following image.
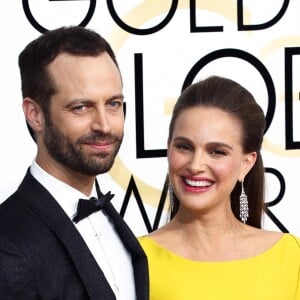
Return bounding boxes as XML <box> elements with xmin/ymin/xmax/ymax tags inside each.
<box><xmin>168</xmin><ymin>106</ymin><xmax>256</xmax><ymax>216</ymax></box>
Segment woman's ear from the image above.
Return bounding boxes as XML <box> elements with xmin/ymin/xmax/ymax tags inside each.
<box><xmin>239</xmin><ymin>151</ymin><xmax>257</xmax><ymax>181</ymax></box>
<box><xmin>22</xmin><ymin>97</ymin><xmax>44</xmax><ymax>134</ymax></box>
<box><xmin>167</xmin><ymin>139</ymin><xmax>171</xmax><ymax>153</ymax></box>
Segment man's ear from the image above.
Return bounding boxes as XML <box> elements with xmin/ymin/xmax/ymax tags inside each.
<box><xmin>239</xmin><ymin>151</ymin><xmax>257</xmax><ymax>181</ymax></box>
<box><xmin>22</xmin><ymin>97</ymin><xmax>44</xmax><ymax>134</ymax></box>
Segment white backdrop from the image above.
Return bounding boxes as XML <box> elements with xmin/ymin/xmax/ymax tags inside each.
<box><xmin>1</xmin><ymin>0</ymin><xmax>299</xmax><ymax>236</ymax></box>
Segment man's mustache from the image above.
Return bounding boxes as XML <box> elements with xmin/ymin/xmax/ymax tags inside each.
<box><xmin>77</xmin><ymin>132</ymin><xmax>123</xmax><ymax>144</ymax></box>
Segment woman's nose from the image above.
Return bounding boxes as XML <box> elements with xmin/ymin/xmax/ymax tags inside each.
<box><xmin>187</xmin><ymin>150</ymin><xmax>207</xmax><ymax>174</ymax></box>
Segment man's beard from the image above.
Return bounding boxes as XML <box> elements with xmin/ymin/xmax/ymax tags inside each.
<box><xmin>43</xmin><ymin>116</ymin><xmax>123</xmax><ymax>176</ymax></box>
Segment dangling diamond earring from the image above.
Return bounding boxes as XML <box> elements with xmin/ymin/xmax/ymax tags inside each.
<box><xmin>239</xmin><ymin>180</ymin><xmax>249</xmax><ymax>223</ymax></box>
<box><xmin>168</xmin><ymin>183</ymin><xmax>174</xmax><ymax>213</ymax></box>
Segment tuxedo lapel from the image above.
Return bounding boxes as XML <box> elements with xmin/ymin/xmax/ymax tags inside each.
<box><xmin>105</xmin><ymin>202</ymin><xmax>149</xmax><ymax>300</ymax></box>
<box><xmin>18</xmin><ymin>170</ymin><xmax>116</xmax><ymax>300</ymax></box>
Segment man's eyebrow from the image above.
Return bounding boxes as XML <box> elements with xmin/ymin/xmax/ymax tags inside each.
<box><xmin>64</xmin><ymin>99</ymin><xmax>93</xmax><ymax>108</ymax></box>
<box><xmin>106</xmin><ymin>93</ymin><xmax>124</xmax><ymax>101</ymax></box>
<box><xmin>65</xmin><ymin>94</ymin><xmax>125</xmax><ymax>107</ymax></box>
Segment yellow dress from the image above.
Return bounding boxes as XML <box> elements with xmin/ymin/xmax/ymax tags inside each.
<box><xmin>139</xmin><ymin>234</ymin><xmax>300</xmax><ymax>300</ymax></box>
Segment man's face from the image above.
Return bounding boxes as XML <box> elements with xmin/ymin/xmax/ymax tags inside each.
<box><xmin>41</xmin><ymin>52</ymin><xmax>124</xmax><ymax>177</ymax></box>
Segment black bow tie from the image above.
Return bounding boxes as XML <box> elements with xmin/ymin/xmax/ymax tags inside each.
<box><xmin>72</xmin><ymin>191</ymin><xmax>114</xmax><ymax>223</ymax></box>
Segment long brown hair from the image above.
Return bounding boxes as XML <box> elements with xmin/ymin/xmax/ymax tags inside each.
<box><xmin>168</xmin><ymin>76</ymin><xmax>266</xmax><ymax>228</ymax></box>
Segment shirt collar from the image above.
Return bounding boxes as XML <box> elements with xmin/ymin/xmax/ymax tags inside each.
<box><xmin>30</xmin><ymin>160</ymin><xmax>97</xmax><ymax>220</ymax></box>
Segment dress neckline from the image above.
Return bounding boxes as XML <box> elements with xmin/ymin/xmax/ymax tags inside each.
<box><xmin>141</xmin><ymin>233</ymin><xmax>289</xmax><ymax>263</ymax></box>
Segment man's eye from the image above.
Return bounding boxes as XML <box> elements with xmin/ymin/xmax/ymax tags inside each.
<box><xmin>72</xmin><ymin>105</ymin><xmax>87</xmax><ymax>112</ymax></box>
<box><xmin>108</xmin><ymin>100</ymin><xmax>122</xmax><ymax>108</ymax></box>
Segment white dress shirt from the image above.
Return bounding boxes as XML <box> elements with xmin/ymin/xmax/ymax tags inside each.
<box><xmin>30</xmin><ymin>161</ymin><xmax>136</xmax><ymax>300</ymax></box>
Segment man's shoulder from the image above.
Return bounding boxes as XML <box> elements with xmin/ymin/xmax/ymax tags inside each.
<box><xmin>0</xmin><ymin>171</ymin><xmax>32</xmax><ymax>214</ymax></box>
<box><xmin>0</xmin><ymin>190</ymin><xmax>25</xmax><ymax>220</ymax></box>
<box><xmin>0</xmin><ymin>170</ymin><xmax>48</xmax><ymax>225</ymax></box>
<box><xmin>0</xmin><ymin>190</ymin><xmax>45</xmax><ymax>244</ymax></box>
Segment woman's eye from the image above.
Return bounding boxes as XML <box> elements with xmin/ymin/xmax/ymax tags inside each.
<box><xmin>175</xmin><ymin>143</ymin><xmax>192</xmax><ymax>151</ymax></box>
<box><xmin>210</xmin><ymin>148</ymin><xmax>226</xmax><ymax>156</ymax></box>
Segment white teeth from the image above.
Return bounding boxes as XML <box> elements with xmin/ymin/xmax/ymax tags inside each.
<box><xmin>184</xmin><ymin>178</ymin><xmax>212</xmax><ymax>187</ymax></box>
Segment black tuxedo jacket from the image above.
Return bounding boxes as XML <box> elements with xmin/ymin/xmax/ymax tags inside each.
<box><xmin>0</xmin><ymin>170</ymin><xmax>149</xmax><ymax>299</ymax></box>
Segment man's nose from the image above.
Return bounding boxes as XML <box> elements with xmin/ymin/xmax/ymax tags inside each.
<box><xmin>90</xmin><ymin>108</ymin><xmax>110</xmax><ymax>133</ymax></box>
